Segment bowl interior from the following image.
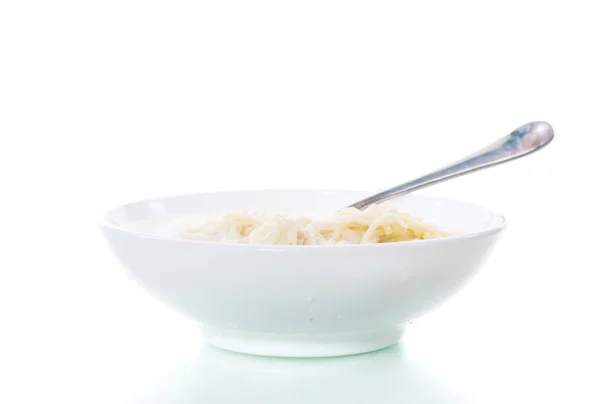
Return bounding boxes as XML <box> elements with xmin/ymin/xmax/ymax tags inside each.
<box><xmin>103</xmin><ymin>190</ymin><xmax>505</xmax><ymax>239</ymax></box>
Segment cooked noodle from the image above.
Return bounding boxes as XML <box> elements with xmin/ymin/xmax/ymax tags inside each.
<box><xmin>180</xmin><ymin>203</ymin><xmax>446</xmax><ymax>245</ymax></box>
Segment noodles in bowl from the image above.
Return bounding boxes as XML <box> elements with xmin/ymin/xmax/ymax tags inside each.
<box><xmin>181</xmin><ymin>203</ymin><xmax>447</xmax><ymax>245</ymax></box>
<box><xmin>101</xmin><ymin>190</ymin><xmax>506</xmax><ymax>356</ymax></box>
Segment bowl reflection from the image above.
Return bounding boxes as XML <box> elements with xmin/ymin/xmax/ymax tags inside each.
<box><xmin>136</xmin><ymin>343</ymin><xmax>466</xmax><ymax>404</ymax></box>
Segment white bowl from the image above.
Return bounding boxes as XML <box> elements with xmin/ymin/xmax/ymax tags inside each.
<box><xmin>101</xmin><ymin>190</ymin><xmax>506</xmax><ymax>357</ymax></box>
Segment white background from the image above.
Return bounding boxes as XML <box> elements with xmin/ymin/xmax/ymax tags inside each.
<box><xmin>0</xmin><ymin>1</ymin><xmax>597</xmax><ymax>403</ymax></box>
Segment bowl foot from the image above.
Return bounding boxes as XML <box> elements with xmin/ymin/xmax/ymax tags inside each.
<box><xmin>202</xmin><ymin>326</ymin><xmax>405</xmax><ymax>357</ymax></box>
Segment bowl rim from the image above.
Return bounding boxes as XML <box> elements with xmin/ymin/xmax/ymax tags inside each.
<box><xmin>100</xmin><ymin>189</ymin><xmax>507</xmax><ymax>250</ymax></box>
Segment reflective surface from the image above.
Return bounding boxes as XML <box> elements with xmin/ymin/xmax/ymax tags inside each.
<box><xmin>350</xmin><ymin>122</ymin><xmax>554</xmax><ymax>209</ymax></box>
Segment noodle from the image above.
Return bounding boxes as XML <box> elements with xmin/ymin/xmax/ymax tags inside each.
<box><xmin>180</xmin><ymin>203</ymin><xmax>447</xmax><ymax>245</ymax></box>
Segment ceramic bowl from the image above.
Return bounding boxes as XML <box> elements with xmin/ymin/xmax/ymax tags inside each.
<box><xmin>101</xmin><ymin>190</ymin><xmax>505</xmax><ymax>357</ymax></box>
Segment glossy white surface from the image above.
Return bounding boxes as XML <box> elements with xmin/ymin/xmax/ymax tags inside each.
<box><xmin>101</xmin><ymin>191</ymin><xmax>504</xmax><ymax>356</ymax></box>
